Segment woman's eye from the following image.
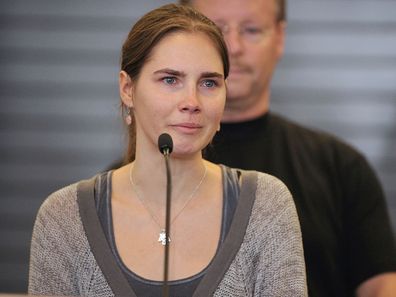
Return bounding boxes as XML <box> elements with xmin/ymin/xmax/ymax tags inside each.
<box><xmin>202</xmin><ymin>80</ymin><xmax>217</xmax><ymax>88</ymax></box>
<box><xmin>163</xmin><ymin>77</ymin><xmax>177</xmax><ymax>85</ymax></box>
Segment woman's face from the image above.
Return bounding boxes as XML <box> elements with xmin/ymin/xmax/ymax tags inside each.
<box><xmin>121</xmin><ymin>31</ymin><xmax>226</xmax><ymax>158</ymax></box>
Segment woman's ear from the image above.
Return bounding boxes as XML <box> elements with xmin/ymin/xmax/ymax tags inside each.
<box><xmin>119</xmin><ymin>70</ymin><xmax>134</xmax><ymax>108</ymax></box>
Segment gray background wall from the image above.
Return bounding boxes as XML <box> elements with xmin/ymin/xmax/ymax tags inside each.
<box><xmin>1</xmin><ymin>0</ymin><xmax>395</xmax><ymax>293</ymax></box>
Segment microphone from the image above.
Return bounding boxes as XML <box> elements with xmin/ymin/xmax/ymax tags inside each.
<box><xmin>158</xmin><ymin>133</ymin><xmax>173</xmax><ymax>297</ymax></box>
<box><xmin>158</xmin><ymin>133</ymin><xmax>173</xmax><ymax>155</ymax></box>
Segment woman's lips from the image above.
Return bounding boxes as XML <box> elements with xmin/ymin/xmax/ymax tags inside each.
<box><xmin>171</xmin><ymin>123</ymin><xmax>202</xmax><ymax>134</ymax></box>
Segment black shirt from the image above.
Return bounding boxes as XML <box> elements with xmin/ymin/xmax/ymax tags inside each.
<box><xmin>204</xmin><ymin>112</ymin><xmax>396</xmax><ymax>297</ymax></box>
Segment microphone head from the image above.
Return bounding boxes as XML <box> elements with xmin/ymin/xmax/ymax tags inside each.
<box><xmin>158</xmin><ymin>133</ymin><xmax>173</xmax><ymax>155</ymax></box>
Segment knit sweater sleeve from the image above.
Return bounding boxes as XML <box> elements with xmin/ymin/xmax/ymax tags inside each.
<box><xmin>238</xmin><ymin>173</ymin><xmax>307</xmax><ymax>296</ymax></box>
<box><xmin>28</xmin><ymin>183</ymin><xmax>113</xmax><ymax>297</ymax></box>
<box><xmin>254</xmin><ymin>174</ymin><xmax>308</xmax><ymax>297</ymax></box>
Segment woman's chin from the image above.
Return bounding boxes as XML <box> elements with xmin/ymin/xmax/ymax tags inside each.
<box><xmin>170</xmin><ymin>145</ymin><xmax>202</xmax><ymax>159</ymax></box>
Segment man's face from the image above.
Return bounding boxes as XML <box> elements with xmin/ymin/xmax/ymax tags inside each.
<box><xmin>191</xmin><ymin>0</ymin><xmax>285</xmax><ymax>111</ymax></box>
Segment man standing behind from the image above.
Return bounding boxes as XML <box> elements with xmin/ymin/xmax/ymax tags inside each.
<box><xmin>181</xmin><ymin>0</ymin><xmax>396</xmax><ymax>296</ymax></box>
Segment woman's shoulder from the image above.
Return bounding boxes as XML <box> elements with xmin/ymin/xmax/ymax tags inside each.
<box><xmin>220</xmin><ymin>165</ymin><xmax>292</xmax><ymax>204</ymax></box>
<box><xmin>31</xmin><ymin>178</ymin><xmax>96</xmax><ymax>253</ymax></box>
<box><xmin>37</xmin><ymin>182</ymin><xmax>80</xmax><ymax>219</ymax></box>
<box><xmin>33</xmin><ymin>176</ymin><xmax>96</xmax><ymax>234</ymax></box>
<box><xmin>233</xmin><ymin>167</ymin><xmax>290</xmax><ymax>196</ymax></box>
<box><xmin>255</xmin><ymin>171</ymin><xmax>291</xmax><ymax>198</ymax></box>
<box><xmin>29</xmin><ymin>179</ymin><xmax>104</xmax><ymax>294</ymax></box>
<box><xmin>37</xmin><ymin>173</ymin><xmax>101</xmax><ymax>220</ymax></box>
<box><xmin>239</xmin><ymin>169</ymin><xmax>295</xmax><ymax>216</ymax></box>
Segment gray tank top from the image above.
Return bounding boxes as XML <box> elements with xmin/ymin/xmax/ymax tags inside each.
<box><xmin>94</xmin><ymin>165</ymin><xmax>240</xmax><ymax>296</ymax></box>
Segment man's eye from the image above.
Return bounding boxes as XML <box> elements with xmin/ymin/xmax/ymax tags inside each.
<box><xmin>243</xmin><ymin>27</ymin><xmax>263</xmax><ymax>35</ymax></box>
<box><xmin>163</xmin><ymin>77</ymin><xmax>177</xmax><ymax>85</ymax></box>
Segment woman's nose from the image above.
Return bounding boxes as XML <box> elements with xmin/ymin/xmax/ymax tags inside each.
<box><xmin>178</xmin><ymin>89</ymin><xmax>201</xmax><ymax>113</ymax></box>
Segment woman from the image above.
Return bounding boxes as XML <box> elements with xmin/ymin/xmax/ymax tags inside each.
<box><xmin>28</xmin><ymin>4</ymin><xmax>307</xmax><ymax>297</ymax></box>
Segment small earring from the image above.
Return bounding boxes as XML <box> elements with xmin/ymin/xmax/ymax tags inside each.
<box><xmin>125</xmin><ymin>106</ymin><xmax>132</xmax><ymax>126</ymax></box>
<box><xmin>217</xmin><ymin>124</ymin><xmax>221</xmax><ymax>132</ymax></box>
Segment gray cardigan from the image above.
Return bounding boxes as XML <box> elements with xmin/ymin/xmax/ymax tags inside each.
<box><xmin>29</xmin><ymin>169</ymin><xmax>307</xmax><ymax>296</ymax></box>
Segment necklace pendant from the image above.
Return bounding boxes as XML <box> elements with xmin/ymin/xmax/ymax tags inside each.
<box><xmin>158</xmin><ymin>229</ymin><xmax>170</xmax><ymax>246</ymax></box>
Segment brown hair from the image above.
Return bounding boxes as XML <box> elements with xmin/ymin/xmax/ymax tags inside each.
<box><xmin>179</xmin><ymin>0</ymin><xmax>287</xmax><ymax>22</ymax></box>
<box><xmin>121</xmin><ymin>3</ymin><xmax>229</xmax><ymax>163</ymax></box>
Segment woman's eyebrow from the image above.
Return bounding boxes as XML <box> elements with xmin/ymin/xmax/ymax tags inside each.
<box><xmin>153</xmin><ymin>68</ymin><xmax>186</xmax><ymax>77</ymax></box>
<box><xmin>153</xmin><ymin>69</ymin><xmax>223</xmax><ymax>79</ymax></box>
<box><xmin>201</xmin><ymin>72</ymin><xmax>224</xmax><ymax>79</ymax></box>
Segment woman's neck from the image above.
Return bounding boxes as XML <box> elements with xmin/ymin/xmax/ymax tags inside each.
<box><xmin>130</xmin><ymin>156</ymin><xmax>207</xmax><ymax>209</ymax></box>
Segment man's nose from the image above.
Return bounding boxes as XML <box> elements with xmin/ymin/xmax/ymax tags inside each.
<box><xmin>224</xmin><ymin>28</ymin><xmax>244</xmax><ymax>56</ymax></box>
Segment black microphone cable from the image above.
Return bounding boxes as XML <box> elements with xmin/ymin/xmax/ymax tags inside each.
<box><xmin>158</xmin><ymin>133</ymin><xmax>173</xmax><ymax>297</ymax></box>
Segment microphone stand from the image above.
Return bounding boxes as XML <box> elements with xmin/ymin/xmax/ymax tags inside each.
<box><xmin>162</xmin><ymin>148</ymin><xmax>171</xmax><ymax>297</ymax></box>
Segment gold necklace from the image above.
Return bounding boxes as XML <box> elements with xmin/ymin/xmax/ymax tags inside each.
<box><xmin>129</xmin><ymin>164</ymin><xmax>207</xmax><ymax>246</ymax></box>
